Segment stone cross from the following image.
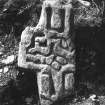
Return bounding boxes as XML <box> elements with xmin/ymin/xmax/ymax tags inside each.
<box><xmin>18</xmin><ymin>0</ymin><xmax>90</xmax><ymax>105</ymax></box>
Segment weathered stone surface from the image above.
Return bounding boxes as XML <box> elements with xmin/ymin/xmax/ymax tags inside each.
<box><xmin>46</xmin><ymin>55</ymin><xmax>54</xmax><ymax>65</ymax></box>
<box><xmin>41</xmin><ymin>75</ymin><xmax>51</xmax><ymax>96</ymax></box>
<box><xmin>18</xmin><ymin>0</ymin><xmax>91</xmax><ymax>105</ymax></box>
<box><xmin>51</xmin><ymin>8</ymin><xmax>62</xmax><ymax>29</ymax></box>
<box><xmin>65</xmin><ymin>73</ymin><xmax>74</xmax><ymax>91</ymax></box>
<box><xmin>56</xmin><ymin>56</ymin><xmax>67</xmax><ymax>65</ymax></box>
<box><xmin>51</xmin><ymin>61</ymin><xmax>61</xmax><ymax>70</ymax></box>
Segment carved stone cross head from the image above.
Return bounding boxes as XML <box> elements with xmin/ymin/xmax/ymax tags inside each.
<box><xmin>18</xmin><ymin>0</ymin><xmax>91</xmax><ymax>105</ymax></box>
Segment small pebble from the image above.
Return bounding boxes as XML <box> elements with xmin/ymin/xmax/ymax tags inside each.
<box><xmin>3</xmin><ymin>67</ymin><xmax>9</xmax><ymax>73</ymax></box>
<box><xmin>1</xmin><ymin>55</ymin><xmax>15</xmax><ymax>64</ymax></box>
<box><xmin>0</xmin><ymin>69</ymin><xmax>3</xmax><ymax>73</ymax></box>
<box><xmin>89</xmin><ymin>94</ymin><xmax>96</xmax><ymax>101</ymax></box>
<box><xmin>0</xmin><ymin>52</ymin><xmax>3</xmax><ymax>56</ymax></box>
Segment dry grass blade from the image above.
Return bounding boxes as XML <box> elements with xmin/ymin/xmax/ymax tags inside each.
<box><xmin>74</xmin><ymin>0</ymin><xmax>105</xmax><ymax>27</ymax></box>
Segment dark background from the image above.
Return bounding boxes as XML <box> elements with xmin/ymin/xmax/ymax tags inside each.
<box><xmin>0</xmin><ymin>0</ymin><xmax>105</xmax><ymax>105</ymax></box>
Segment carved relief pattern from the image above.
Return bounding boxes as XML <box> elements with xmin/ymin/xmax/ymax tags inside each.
<box><xmin>18</xmin><ymin>0</ymin><xmax>77</xmax><ymax>105</ymax></box>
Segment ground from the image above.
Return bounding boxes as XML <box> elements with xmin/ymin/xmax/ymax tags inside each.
<box><xmin>0</xmin><ymin>28</ymin><xmax>105</xmax><ymax>105</ymax></box>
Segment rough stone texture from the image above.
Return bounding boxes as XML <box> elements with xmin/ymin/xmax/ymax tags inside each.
<box><xmin>18</xmin><ymin>0</ymin><xmax>91</xmax><ymax>105</ymax></box>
